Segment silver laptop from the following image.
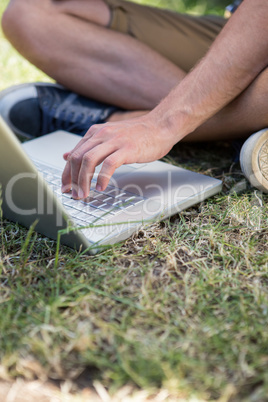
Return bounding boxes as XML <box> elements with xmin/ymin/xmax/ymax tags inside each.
<box><xmin>0</xmin><ymin>116</ymin><xmax>222</xmax><ymax>253</ymax></box>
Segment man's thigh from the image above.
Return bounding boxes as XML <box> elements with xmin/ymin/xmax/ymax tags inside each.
<box><xmin>105</xmin><ymin>0</ymin><xmax>226</xmax><ymax>72</ymax></box>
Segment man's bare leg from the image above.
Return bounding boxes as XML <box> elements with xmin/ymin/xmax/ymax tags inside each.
<box><xmin>109</xmin><ymin>66</ymin><xmax>268</xmax><ymax>141</ymax></box>
<box><xmin>2</xmin><ymin>0</ymin><xmax>185</xmax><ymax>110</ymax></box>
<box><xmin>188</xmin><ymin>66</ymin><xmax>268</xmax><ymax>141</ymax></box>
<box><xmin>2</xmin><ymin>0</ymin><xmax>268</xmax><ymax>141</ymax></box>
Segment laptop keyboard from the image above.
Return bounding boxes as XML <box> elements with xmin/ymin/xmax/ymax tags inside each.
<box><xmin>33</xmin><ymin>160</ymin><xmax>145</xmax><ymax>227</ymax></box>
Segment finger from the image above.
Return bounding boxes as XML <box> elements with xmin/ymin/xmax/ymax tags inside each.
<box><xmin>78</xmin><ymin>143</ymin><xmax>119</xmax><ymax>198</ymax></box>
<box><xmin>63</xmin><ymin>152</ymin><xmax>70</xmax><ymax>161</ymax></box>
<box><xmin>63</xmin><ymin>123</ymin><xmax>102</xmax><ymax>161</ymax></box>
<box><xmin>70</xmin><ymin>151</ymin><xmax>83</xmax><ymax>198</ymax></box>
<box><xmin>61</xmin><ymin>160</ymin><xmax>72</xmax><ymax>193</ymax></box>
<box><xmin>63</xmin><ymin>138</ymin><xmax>95</xmax><ymax>167</ymax></box>
<box><xmin>96</xmin><ymin>151</ymin><xmax>126</xmax><ymax>191</ymax></box>
<box><xmin>67</xmin><ymin>132</ymin><xmax>106</xmax><ymax>198</ymax></box>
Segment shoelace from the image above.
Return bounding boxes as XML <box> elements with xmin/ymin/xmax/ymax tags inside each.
<box><xmin>38</xmin><ymin>88</ymin><xmax>105</xmax><ymax>136</ymax></box>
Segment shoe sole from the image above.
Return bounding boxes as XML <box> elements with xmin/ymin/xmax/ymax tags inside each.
<box><xmin>0</xmin><ymin>82</ymin><xmax>64</xmax><ymax>138</ymax></box>
<box><xmin>240</xmin><ymin>128</ymin><xmax>268</xmax><ymax>193</ymax></box>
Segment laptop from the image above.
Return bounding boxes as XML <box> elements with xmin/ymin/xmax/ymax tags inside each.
<box><xmin>0</xmin><ymin>116</ymin><xmax>222</xmax><ymax>253</ymax></box>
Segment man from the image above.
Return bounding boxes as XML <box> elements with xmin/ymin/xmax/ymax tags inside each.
<box><xmin>1</xmin><ymin>0</ymin><xmax>268</xmax><ymax>198</ymax></box>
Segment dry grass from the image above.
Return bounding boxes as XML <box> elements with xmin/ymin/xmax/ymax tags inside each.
<box><xmin>1</xmin><ymin>143</ymin><xmax>267</xmax><ymax>400</ymax></box>
<box><xmin>1</xmin><ymin>1</ymin><xmax>268</xmax><ymax>401</ymax></box>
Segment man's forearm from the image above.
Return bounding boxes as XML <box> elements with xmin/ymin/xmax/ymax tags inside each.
<box><xmin>61</xmin><ymin>0</ymin><xmax>268</xmax><ymax>196</ymax></box>
<box><xmin>150</xmin><ymin>0</ymin><xmax>268</xmax><ymax>142</ymax></box>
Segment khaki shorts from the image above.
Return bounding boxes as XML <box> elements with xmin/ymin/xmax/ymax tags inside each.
<box><xmin>105</xmin><ymin>0</ymin><xmax>226</xmax><ymax>72</ymax></box>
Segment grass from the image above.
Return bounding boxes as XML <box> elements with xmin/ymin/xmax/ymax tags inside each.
<box><xmin>0</xmin><ymin>1</ymin><xmax>268</xmax><ymax>401</ymax></box>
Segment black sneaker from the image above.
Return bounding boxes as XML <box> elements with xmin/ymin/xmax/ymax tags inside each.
<box><xmin>240</xmin><ymin>128</ymin><xmax>268</xmax><ymax>193</ymax></box>
<box><xmin>0</xmin><ymin>82</ymin><xmax>121</xmax><ymax>138</ymax></box>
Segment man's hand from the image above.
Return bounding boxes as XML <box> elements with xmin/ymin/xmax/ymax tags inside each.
<box><xmin>62</xmin><ymin>0</ymin><xmax>268</xmax><ymax>200</ymax></box>
<box><xmin>61</xmin><ymin>114</ymin><xmax>177</xmax><ymax>199</ymax></box>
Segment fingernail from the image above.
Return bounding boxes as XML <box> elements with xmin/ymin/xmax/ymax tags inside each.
<box><xmin>72</xmin><ymin>189</ymin><xmax>78</xmax><ymax>199</ymax></box>
<box><xmin>78</xmin><ymin>189</ymin><xmax>84</xmax><ymax>199</ymax></box>
<box><xmin>61</xmin><ymin>184</ymin><xmax>71</xmax><ymax>193</ymax></box>
<box><xmin>96</xmin><ymin>184</ymin><xmax>102</xmax><ymax>192</ymax></box>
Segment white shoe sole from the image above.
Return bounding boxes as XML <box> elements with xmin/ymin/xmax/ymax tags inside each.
<box><xmin>240</xmin><ymin>128</ymin><xmax>268</xmax><ymax>193</ymax></box>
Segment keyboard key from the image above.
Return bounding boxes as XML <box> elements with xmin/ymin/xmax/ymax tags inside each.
<box><xmin>98</xmin><ymin>203</ymin><xmax>121</xmax><ymax>215</ymax></box>
<box><xmin>82</xmin><ymin>191</ymin><xmax>103</xmax><ymax>203</ymax></box>
<box><xmin>32</xmin><ymin>159</ymin><xmax>146</xmax><ymax>227</ymax></box>
<box><xmin>75</xmin><ymin>211</ymin><xmax>95</xmax><ymax>222</ymax></box>
<box><xmin>103</xmin><ymin>188</ymin><xmax>122</xmax><ymax>198</ymax></box>
<box><xmin>50</xmin><ymin>178</ymin><xmax>62</xmax><ymax>186</ymax></box>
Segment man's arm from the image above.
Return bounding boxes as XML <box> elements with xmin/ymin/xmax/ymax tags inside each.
<box><xmin>152</xmin><ymin>0</ymin><xmax>268</xmax><ymax>139</ymax></box>
<box><xmin>62</xmin><ymin>0</ymin><xmax>268</xmax><ymax>199</ymax></box>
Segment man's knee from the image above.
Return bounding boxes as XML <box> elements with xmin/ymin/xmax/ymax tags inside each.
<box><xmin>2</xmin><ymin>1</ymin><xmax>54</xmax><ymax>62</ymax></box>
<box><xmin>2</xmin><ymin>0</ymin><xmax>110</xmax><ymax>52</ymax></box>
<box><xmin>2</xmin><ymin>1</ymin><xmax>22</xmax><ymax>41</ymax></box>
<box><xmin>2</xmin><ymin>1</ymin><xmax>38</xmax><ymax>47</ymax></box>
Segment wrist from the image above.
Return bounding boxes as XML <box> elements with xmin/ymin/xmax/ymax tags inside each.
<box><xmin>148</xmin><ymin>101</ymin><xmax>194</xmax><ymax>145</ymax></box>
